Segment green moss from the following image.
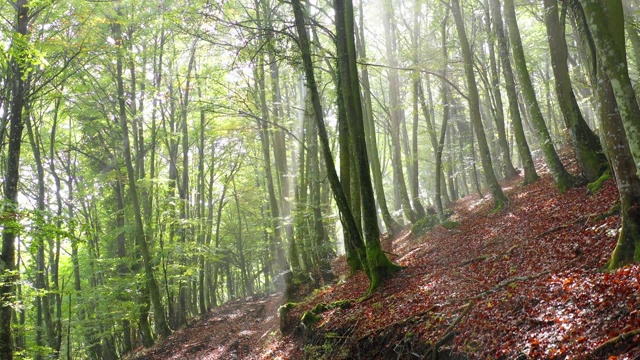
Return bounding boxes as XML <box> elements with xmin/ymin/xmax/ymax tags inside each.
<box><xmin>444</xmin><ymin>208</ymin><xmax>454</xmax><ymax>218</ymax></box>
<box><xmin>411</xmin><ymin>214</ymin><xmax>440</xmax><ymax>237</ymax></box>
<box><xmin>364</xmin><ymin>244</ymin><xmax>402</xmax><ymax>294</ymax></box>
<box><xmin>491</xmin><ymin>198</ymin><xmax>507</xmax><ymax>213</ymax></box>
<box><xmin>330</xmin><ymin>300</ymin><xmax>352</xmax><ymax>309</ymax></box>
<box><xmin>301</xmin><ymin>310</ymin><xmax>322</xmax><ymax>328</ymax></box>
<box><xmin>312</xmin><ymin>303</ymin><xmax>328</xmax><ymax>314</ymax></box>
<box><xmin>587</xmin><ymin>168</ymin><xmax>611</xmax><ymax>194</ymax></box>
<box><xmin>278</xmin><ymin>302</ymin><xmax>297</xmax><ymax>315</ymax></box>
<box><xmin>346</xmin><ymin>253</ymin><xmax>363</xmax><ymax>274</ymax></box>
<box><xmin>441</xmin><ymin>220</ymin><xmax>460</xmax><ymax>230</ymax></box>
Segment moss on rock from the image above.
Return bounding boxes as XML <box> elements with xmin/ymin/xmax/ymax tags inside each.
<box><xmin>441</xmin><ymin>220</ymin><xmax>460</xmax><ymax>230</ymax></box>
<box><xmin>411</xmin><ymin>214</ymin><xmax>440</xmax><ymax>237</ymax></box>
<box><xmin>301</xmin><ymin>310</ymin><xmax>322</xmax><ymax>328</ymax></box>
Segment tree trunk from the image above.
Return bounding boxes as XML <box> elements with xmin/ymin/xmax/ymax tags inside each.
<box><xmin>261</xmin><ymin>1</ymin><xmax>293</xmax><ymax>256</ymax></box>
<box><xmin>411</xmin><ymin>0</ymin><xmax>427</xmax><ymax>218</ymax></box>
<box><xmin>1</xmin><ymin>3</ymin><xmax>30</xmax><ymax>358</ymax></box>
<box><xmin>490</xmin><ymin>0</ymin><xmax>539</xmax><ymax>185</ymax></box>
<box><xmin>337</xmin><ymin>0</ymin><xmax>401</xmax><ymax>291</ymax></box>
<box><xmin>543</xmin><ymin>0</ymin><xmax>607</xmax><ymax>182</ymax></box>
<box><xmin>504</xmin><ymin>0</ymin><xmax>575</xmax><ymax>192</ymax></box>
<box><xmin>112</xmin><ymin>15</ymin><xmax>172</xmax><ymax>338</ymax></box>
<box><xmin>382</xmin><ymin>0</ymin><xmax>419</xmax><ymax>223</ymax></box>
<box><xmin>579</xmin><ymin>0</ymin><xmax>640</xmax><ymax>266</ymax></box>
<box><xmin>452</xmin><ymin>0</ymin><xmax>508</xmax><ymax>209</ymax></box>
<box><xmin>305</xmin><ymin>92</ymin><xmax>335</xmax><ymax>282</ymax></box>
<box><xmin>291</xmin><ymin>0</ymin><xmax>370</xmax><ymax>285</ymax></box>
<box><xmin>255</xmin><ymin>53</ymin><xmax>290</xmax><ymax>290</ymax></box>
<box><xmin>581</xmin><ymin>0</ymin><xmax>640</xmax><ymax>178</ymax></box>
<box><xmin>483</xmin><ymin>0</ymin><xmax>518</xmax><ymax>179</ymax></box>
<box><xmin>336</xmin><ymin>54</ymin><xmax>362</xmax><ymax>273</ymax></box>
<box><xmin>357</xmin><ymin>0</ymin><xmax>401</xmax><ymax>235</ymax></box>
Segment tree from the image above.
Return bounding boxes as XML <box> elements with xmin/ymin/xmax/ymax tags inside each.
<box><xmin>504</xmin><ymin>0</ymin><xmax>576</xmax><ymax>192</ymax></box>
<box><xmin>482</xmin><ymin>0</ymin><xmax>518</xmax><ymax>180</ymax></box>
<box><xmin>290</xmin><ymin>0</ymin><xmax>367</xmax><ymax>280</ymax></box>
<box><xmin>451</xmin><ymin>0</ymin><xmax>509</xmax><ymax>209</ymax></box>
<box><xmin>382</xmin><ymin>0</ymin><xmax>420</xmax><ymax>223</ymax></box>
<box><xmin>357</xmin><ymin>0</ymin><xmax>402</xmax><ymax>236</ymax></box>
<box><xmin>341</xmin><ymin>0</ymin><xmax>401</xmax><ymax>289</ymax></box>
<box><xmin>579</xmin><ymin>0</ymin><xmax>640</xmax><ymax>267</ymax></box>
<box><xmin>489</xmin><ymin>0</ymin><xmax>538</xmax><ymax>185</ymax></box>
<box><xmin>111</xmin><ymin>8</ymin><xmax>172</xmax><ymax>338</ymax></box>
<box><xmin>1</xmin><ymin>2</ymin><xmax>32</xmax><ymax>358</ymax></box>
<box><xmin>543</xmin><ymin>0</ymin><xmax>608</xmax><ymax>182</ymax></box>
<box><xmin>581</xmin><ymin>0</ymin><xmax>640</xmax><ymax>178</ymax></box>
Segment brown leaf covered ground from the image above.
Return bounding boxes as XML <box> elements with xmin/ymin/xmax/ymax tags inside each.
<box><xmin>131</xmin><ymin>155</ymin><xmax>640</xmax><ymax>359</ymax></box>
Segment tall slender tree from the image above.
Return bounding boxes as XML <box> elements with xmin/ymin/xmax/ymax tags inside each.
<box><xmin>489</xmin><ymin>0</ymin><xmax>538</xmax><ymax>185</ymax></box>
<box><xmin>504</xmin><ymin>0</ymin><xmax>576</xmax><ymax>192</ymax></box>
<box><xmin>482</xmin><ymin>0</ymin><xmax>518</xmax><ymax>179</ymax></box>
<box><xmin>579</xmin><ymin>0</ymin><xmax>640</xmax><ymax>266</ymax></box>
<box><xmin>112</xmin><ymin>9</ymin><xmax>172</xmax><ymax>338</ymax></box>
<box><xmin>1</xmin><ymin>2</ymin><xmax>32</xmax><ymax>358</ymax></box>
<box><xmin>452</xmin><ymin>0</ymin><xmax>509</xmax><ymax>209</ymax></box>
<box><xmin>543</xmin><ymin>0</ymin><xmax>608</xmax><ymax>182</ymax></box>
<box><xmin>337</xmin><ymin>0</ymin><xmax>401</xmax><ymax>290</ymax></box>
<box><xmin>357</xmin><ymin>0</ymin><xmax>401</xmax><ymax>235</ymax></box>
<box><xmin>382</xmin><ymin>0</ymin><xmax>419</xmax><ymax>223</ymax></box>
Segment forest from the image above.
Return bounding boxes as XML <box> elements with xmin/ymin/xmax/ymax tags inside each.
<box><xmin>0</xmin><ymin>0</ymin><xmax>640</xmax><ymax>358</ymax></box>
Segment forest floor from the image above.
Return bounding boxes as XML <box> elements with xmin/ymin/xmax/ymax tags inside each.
<box><xmin>130</xmin><ymin>153</ymin><xmax>640</xmax><ymax>359</ymax></box>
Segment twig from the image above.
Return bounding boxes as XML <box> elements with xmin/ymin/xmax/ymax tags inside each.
<box><xmin>592</xmin><ymin>328</ymin><xmax>640</xmax><ymax>354</ymax></box>
<box><xmin>440</xmin><ymin>302</ymin><xmax>473</xmax><ymax>337</ymax></box>
<box><xmin>460</xmin><ymin>244</ymin><xmax>518</xmax><ymax>267</ymax></box>
<box><xmin>537</xmin><ymin>216</ymin><xmax>589</xmax><ymax>238</ymax></box>
<box><xmin>471</xmin><ymin>272</ymin><xmax>550</xmax><ymax>300</ymax></box>
<box><xmin>469</xmin><ymin>255</ymin><xmax>583</xmax><ymax>301</ymax></box>
<box><xmin>356</xmin><ymin>305</ymin><xmax>438</xmax><ymax>341</ymax></box>
<box><xmin>536</xmin><ymin>224</ymin><xmax>570</xmax><ymax>238</ymax></box>
<box><xmin>504</xmin><ymin>244</ymin><xmax>519</xmax><ymax>255</ymax></box>
<box><xmin>460</xmin><ymin>254</ymin><xmax>489</xmax><ymax>266</ymax></box>
<box><xmin>424</xmin><ymin>302</ymin><xmax>473</xmax><ymax>360</ymax></box>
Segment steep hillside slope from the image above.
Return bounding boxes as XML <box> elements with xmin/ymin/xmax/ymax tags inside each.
<box><xmin>131</xmin><ymin>160</ymin><xmax>640</xmax><ymax>359</ymax></box>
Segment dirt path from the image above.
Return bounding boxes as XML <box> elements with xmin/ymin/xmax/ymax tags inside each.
<box><xmin>129</xmin><ymin>293</ymin><xmax>285</xmax><ymax>360</ymax></box>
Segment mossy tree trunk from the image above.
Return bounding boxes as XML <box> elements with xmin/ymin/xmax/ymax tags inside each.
<box><xmin>597</xmin><ymin>65</ymin><xmax>640</xmax><ymax>269</ymax></box>
<box><xmin>581</xmin><ymin>0</ymin><xmax>640</xmax><ymax>178</ymax></box>
<box><xmin>290</xmin><ymin>0</ymin><xmax>368</xmax><ymax>278</ymax></box>
<box><xmin>336</xmin><ymin>58</ymin><xmax>363</xmax><ymax>273</ymax></box>
<box><xmin>338</xmin><ymin>0</ymin><xmax>400</xmax><ymax>291</ymax></box>
<box><xmin>543</xmin><ymin>0</ymin><xmax>608</xmax><ymax>182</ymax></box>
<box><xmin>452</xmin><ymin>0</ymin><xmax>509</xmax><ymax>210</ymax></box>
<box><xmin>577</xmin><ymin>0</ymin><xmax>640</xmax><ymax>267</ymax></box>
<box><xmin>504</xmin><ymin>0</ymin><xmax>575</xmax><ymax>192</ymax></box>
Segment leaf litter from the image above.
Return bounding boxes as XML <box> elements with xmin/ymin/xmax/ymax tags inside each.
<box><xmin>131</xmin><ymin>153</ymin><xmax>640</xmax><ymax>359</ymax></box>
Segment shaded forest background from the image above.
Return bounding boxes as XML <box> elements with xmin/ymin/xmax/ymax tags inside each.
<box><xmin>1</xmin><ymin>0</ymin><xmax>640</xmax><ymax>359</ymax></box>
